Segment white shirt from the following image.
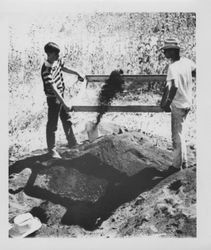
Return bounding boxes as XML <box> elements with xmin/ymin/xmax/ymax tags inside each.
<box><xmin>166</xmin><ymin>57</ymin><xmax>196</xmax><ymax>108</ymax></box>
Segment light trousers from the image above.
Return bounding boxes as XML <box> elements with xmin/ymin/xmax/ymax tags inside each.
<box><xmin>171</xmin><ymin>105</ymin><xmax>190</xmax><ymax>169</ymax></box>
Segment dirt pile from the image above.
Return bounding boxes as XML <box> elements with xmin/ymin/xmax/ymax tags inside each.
<box><xmin>94</xmin><ymin>168</ymin><xmax>196</xmax><ymax>237</ymax></box>
<box><xmin>9</xmin><ymin>132</ymin><xmax>196</xmax><ymax>237</ymax></box>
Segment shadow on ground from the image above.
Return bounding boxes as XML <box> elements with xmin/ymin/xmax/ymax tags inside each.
<box><xmin>9</xmin><ymin>151</ymin><xmax>170</xmax><ymax>231</ymax></box>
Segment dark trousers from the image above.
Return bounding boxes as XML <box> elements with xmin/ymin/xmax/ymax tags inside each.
<box><xmin>46</xmin><ymin>97</ymin><xmax>77</xmax><ymax>150</ymax></box>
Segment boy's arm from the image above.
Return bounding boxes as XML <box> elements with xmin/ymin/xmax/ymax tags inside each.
<box><xmin>43</xmin><ymin>67</ymin><xmax>72</xmax><ymax>111</ymax></box>
<box><xmin>51</xmin><ymin>84</ymin><xmax>72</xmax><ymax>112</ymax></box>
<box><xmin>161</xmin><ymin>64</ymin><xmax>178</xmax><ymax>112</ymax></box>
<box><xmin>62</xmin><ymin>66</ymin><xmax>84</xmax><ymax>81</ymax></box>
<box><xmin>167</xmin><ymin>80</ymin><xmax>177</xmax><ymax>103</ymax></box>
<box><xmin>161</xmin><ymin>80</ymin><xmax>178</xmax><ymax>112</ymax></box>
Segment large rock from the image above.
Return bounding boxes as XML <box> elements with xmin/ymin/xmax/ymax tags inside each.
<box><xmin>81</xmin><ymin>132</ymin><xmax>172</xmax><ymax>176</ymax></box>
<box><xmin>30</xmin><ymin>132</ymin><xmax>172</xmax><ymax>202</ymax></box>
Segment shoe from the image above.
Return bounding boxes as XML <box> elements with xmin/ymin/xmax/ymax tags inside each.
<box><xmin>166</xmin><ymin>166</ymin><xmax>180</xmax><ymax>174</ymax></box>
<box><xmin>68</xmin><ymin>141</ymin><xmax>78</xmax><ymax>149</ymax></box>
<box><xmin>160</xmin><ymin>166</ymin><xmax>180</xmax><ymax>177</ymax></box>
<box><xmin>181</xmin><ymin>162</ymin><xmax>187</xmax><ymax>170</ymax></box>
<box><xmin>48</xmin><ymin>149</ymin><xmax>61</xmax><ymax>159</ymax></box>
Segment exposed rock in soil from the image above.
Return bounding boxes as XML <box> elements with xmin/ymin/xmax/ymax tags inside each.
<box><xmin>9</xmin><ymin>132</ymin><xmax>196</xmax><ymax>237</ymax></box>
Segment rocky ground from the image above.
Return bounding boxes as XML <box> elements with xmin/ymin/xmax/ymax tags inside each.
<box><xmin>9</xmin><ymin>128</ymin><xmax>196</xmax><ymax>238</ymax></box>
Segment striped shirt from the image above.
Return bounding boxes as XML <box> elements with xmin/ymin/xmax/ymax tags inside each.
<box><xmin>41</xmin><ymin>58</ymin><xmax>65</xmax><ymax>97</ymax></box>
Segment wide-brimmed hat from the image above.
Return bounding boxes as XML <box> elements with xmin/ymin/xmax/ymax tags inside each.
<box><xmin>161</xmin><ymin>38</ymin><xmax>180</xmax><ymax>50</ymax></box>
<box><xmin>9</xmin><ymin>213</ymin><xmax>42</xmax><ymax>238</ymax></box>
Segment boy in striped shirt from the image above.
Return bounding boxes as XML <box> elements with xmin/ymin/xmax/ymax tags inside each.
<box><xmin>41</xmin><ymin>42</ymin><xmax>84</xmax><ymax>158</ymax></box>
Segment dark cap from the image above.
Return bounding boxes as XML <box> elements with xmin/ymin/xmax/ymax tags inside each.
<box><xmin>44</xmin><ymin>42</ymin><xmax>60</xmax><ymax>54</ymax></box>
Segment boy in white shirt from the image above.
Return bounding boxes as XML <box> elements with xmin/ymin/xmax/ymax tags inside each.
<box><xmin>161</xmin><ymin>38</ymin><xmax>196</xmax><ymax>172</ymax></box>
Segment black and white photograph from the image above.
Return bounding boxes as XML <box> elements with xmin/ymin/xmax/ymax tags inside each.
<box><xmin>1</xmin><ymin>0</ymin><xmax>211</xmax><ymax>249</ymax></box>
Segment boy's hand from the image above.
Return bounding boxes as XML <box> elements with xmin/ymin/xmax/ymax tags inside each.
<box><xmin>162</xmin><ymin>105</ymin><xmax>171</xmax><ymax>112</ymax></box>
<box><xmin>160</xmin><ymin>98</ymin><xmax>171</xmax><ymax>113</ymax></box>
<box><xmin>78</xmin><ymin>75</ymin><xmax>84</xmax><ymax>82</ymax></box>
<box><xmin>63</xmin><ymin>104</ymin><xmax>73</xmax><ymax>112</ymax></box>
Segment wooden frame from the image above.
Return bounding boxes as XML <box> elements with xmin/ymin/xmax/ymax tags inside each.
<box><xmin>85</xmin><ymin>74</ymin><xmax>166</xmax><ymax>83</ymax></box>
<box><xmin>72</xmin><ymin>75</ymin><xmax>166</xmax><ymax>112</ymax></box>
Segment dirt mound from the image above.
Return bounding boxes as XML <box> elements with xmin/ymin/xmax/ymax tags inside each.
<box><xmin>81</xmin><ymin>132</ymin><xmax>172</xmax><ymax>176</ymax></box>
<box><xmin>9</xmin><ymin>132</ymin><xmax>196</xmax><ymax>237</ymax></box>
<box><xmin>96</xmin><ymin>168</ymin><xmax>196</xmax><ymax>237</ymax></box>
